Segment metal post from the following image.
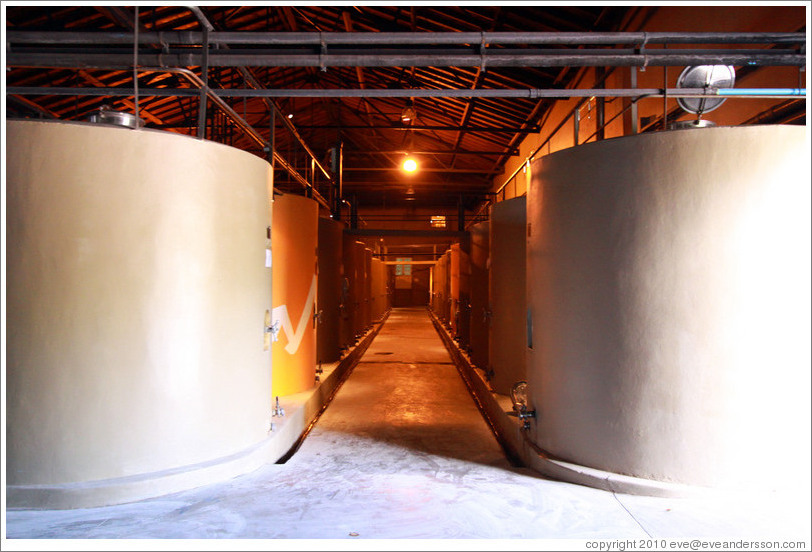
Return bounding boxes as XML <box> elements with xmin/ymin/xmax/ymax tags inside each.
<box><xmin>268</xmin><ymin>105</ymin><xmax>275</xmax><ymax>166</ymax></box>
<box><xmin>197</xmin><ymin>26</ymin><xmax>209</xmax><ymax>139</ymax></box>
<box><xmin>596</xmin><ymin>67</ymin><xmax>605</xmax><ymax>140</ymax></box>
<box><xmin>133</xmin><ymin>6</ymin><xmax>140</xmax><ymax>127</ymax></box>
<box><xmin>339</xmin><ymin>141</ymin><xmax>344</xmax><ymax>216</ymax></box>
<box><xmin>310</xmin><ymin>157</ymin><xmax>316</xmax><ymax>199</ymax></box>
<box><xmin>330</xmin><ymin>141</ymin><xmax>344</xmax><ymax>219</ymax></box>
<box><xmin>350</xmin><ymin>194</ymin><xmax>358</xmax><ymax>230</ymax></box>
<box><xmin>662</xmin><ymin>45</ymin><xmax>668</xmax><ymax>130</ymax></box>
<box><xmin>574</xmin><ymin>108</ymin><xmax>580</xmax><ymax>146</ymax></box>
<box><xmin>458</xmin><ymin>195</ymin><xmax>465</xmax><ymax>232</ymax></box>
<box><xmin>631</xmin><ymin>66</ymin><xmax>639</xmax><ymax>134</ymax></box>
<box><xmin>328</xmin><ymin>146</ymin><xmax>337</xmax><ymax>218</ymax></box>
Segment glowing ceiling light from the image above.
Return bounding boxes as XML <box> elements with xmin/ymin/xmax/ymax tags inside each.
<box><xmin>403</xmin><ymin>158</ymin><xmax>418</xmax><ymax>173</ymax></box>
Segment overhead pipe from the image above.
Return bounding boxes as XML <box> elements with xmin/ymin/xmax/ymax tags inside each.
<box><xmin>718</xmin><ymin>88</ymin><xmax>807</xmax><ymax>96</ymax></box>
<box><xmin>6</xmin><ymin>30</ymin><xmax>804</xmax><ymax>46</ymax></box>
<box><xmin>8</xmin><ymin>86</ymin><xmax>805</xmax><ymax>100</ymax></box>
<box><xmin>7</xmin><ymin>51</ymin><xmax>805</xmax><ymax>69</ymax></box>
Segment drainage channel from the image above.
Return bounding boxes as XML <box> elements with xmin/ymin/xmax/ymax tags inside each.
<box><xmin>275</xmin><ymin>312</ymin><xmax>390</xmax><ymax>464</ymax></box>
<box><xmin>427</xmin><ymin>308</ymin><xmax>525</xmax><ymax>469</ymax></box>
<box><xmin>360</xmin><ymin>360</ymin><xmax>455</xmax><ymax>365</ymax></box>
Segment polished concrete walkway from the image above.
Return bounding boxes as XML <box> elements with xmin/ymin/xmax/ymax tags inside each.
<box><xmin>5</xmin><ymin>308</ymin><xmax>810</xmax><ymax>546</ymax></box>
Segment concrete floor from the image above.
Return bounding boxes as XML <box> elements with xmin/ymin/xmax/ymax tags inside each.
<box><xmin>4</xmin><ymin>307</ymin><xmax>811</xmax><ymax>548</ymax></box>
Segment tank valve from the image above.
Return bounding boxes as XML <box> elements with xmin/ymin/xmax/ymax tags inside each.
<box><xmin>272</xmin><ymin>396</ymin><xmax>285</xmax><ymax>417</ymax></box>
<box><xmin>516</xmin><ymin>407</ymin><xmax>536</xmax><ymax>430</ymax></box>
<box><xmin>265</xmin><ymin>320</ymin><xmax>281</xmax><ymax>342</ymax></box>
<box><xmin>510</xmin><ymin>381</ymin><xmax>536</xmax><ymax>430</ymax></box>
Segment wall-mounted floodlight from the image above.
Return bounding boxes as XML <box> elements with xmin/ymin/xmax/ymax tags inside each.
<box><xmin>510</xmin><ymin>381</ymin><xmax>536</xmax><ymax>430</ymax></box>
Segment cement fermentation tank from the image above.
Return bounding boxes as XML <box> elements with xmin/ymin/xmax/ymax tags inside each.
<box><xmin>468</xmin><ymin>221</ymin><xmax>490</xmax><ymax>370</ymax></box>
<box><xmin>441</xmin><ymin>249</ymin><xmax>453</xmax><ymax>325</ymax></box>
<box><xmin>489</xmin><ymin>197</ymin><xmax>527</xmax><ymax>395</ymax></box>
<box><xmin>526</xmin><ymin>125</ymin><xmax>811</xmax><ymax>492</ymax></box>
<box><xmin>450</xmin><ymin>243</ymin><xmax>471</xmax><ymax>349</ymax></box>
<box><xmin>340</xmin><ymin>234</ymin><xmax>359</xmax><ymax>347</ymax></box>
<box><xmin>272</xmin><ymin>192</ymin><xmax>318</xmax><ymax>396</ymax></box>
<box><xmin>6</xmin><ymin>120</ymin><xmax>273</xmax><ymax>508</ymax></box>
<box><xmin>352</xmin><ymin>241</ymin><xmax>368</xmax><ymax>337</ymax></box>
<box><xmin>342</xmin><ymin>239</ymin><xmax>369</xmax><ymax>340</ymax></box>
<box><xmin>370</xmin><ymin>256</ymin><xmax>388</xmax><ymax>322</ymax></box>
<box><xmin>433</xmin><ymin>250</ymin><xmax>448</xmax><ymax>323</ymax></box>
<box><xmin>362</xmin><ymin>247</ymin><xmax>373</xmax><ymax>329</ymax></box>
<box><xmin>317</xmin><ymin>217</ymin><xmax>344</xmax><ymax>364</ymax></box>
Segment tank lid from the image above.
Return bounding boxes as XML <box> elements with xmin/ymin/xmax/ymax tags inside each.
<box><xmin>86</xmin><ymin>105</ymin><xmax>143</xmax><ymax>129</ymax></box>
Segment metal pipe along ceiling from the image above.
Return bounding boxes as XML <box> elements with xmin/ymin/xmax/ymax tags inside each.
<box><xmin>6</xmin><ymin>30</ymin><xmax>805</xmax><ymax>46</ymax></box>
<box><xmin>7</xmin><ymin>51</ymin><xmax>805</xmax><ymax>69</ymax></box>
<box><xmin>7</xmin><ymin>86</ymin><xmax>806</xmax><ymax>100</ymax></box>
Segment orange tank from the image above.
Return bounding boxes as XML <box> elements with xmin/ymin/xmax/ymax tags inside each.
<box><xmin>271</xmin><ymin>193</ymin><xmax>318</xmax><ymax>396</ymax></box>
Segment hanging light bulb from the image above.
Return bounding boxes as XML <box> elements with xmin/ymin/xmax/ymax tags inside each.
<box><xmin>401</xmin><ymin>99</ymin><xmax>416</xmax><ymax>125</ymax></box>
<box><xmin>402</xmin><ymin>157</ymin><xmax>418</xmax><ymax>172</ymax></box>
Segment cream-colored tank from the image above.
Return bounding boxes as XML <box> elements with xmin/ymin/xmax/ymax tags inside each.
<box><xmin>6</xmin><ymin>120</ymin><xmax>273</xmax><ymax>505</ymax></box>
<box><xmin>271</xmin><ymin>192</ymin><xmax>318</xmax><ymax>396</ymax></box>
<box><xmin>527</xmin><ymin>125</ymin><xmax>810</xmax><ymax>491</ymax></box>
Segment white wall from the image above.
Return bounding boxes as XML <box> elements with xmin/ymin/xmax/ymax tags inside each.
<box><xmin>527</xmin><ymin>125</ymin><xmax>810</xmax><ymax>490</ymax></box>
<box><xmin>7</xmin><ymin>121</ymin><xmax>273</xmax><ymax>489</ymax></box>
